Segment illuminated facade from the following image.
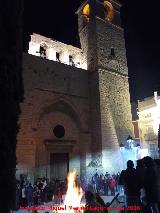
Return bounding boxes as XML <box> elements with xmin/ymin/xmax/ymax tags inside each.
<box><xmin>17</xmin><ymin>0</ymin><xmax>133</xmax><ymax>181</ymax></box>
<box><xmin>138</xmin><ymin>92</ymin><xmax>160</xmax><ymax>157</ymax></box>
<box><xmin>29</xmin><ymin>33</ymin><xmax>87</xmax><ymax>70</ymax></box>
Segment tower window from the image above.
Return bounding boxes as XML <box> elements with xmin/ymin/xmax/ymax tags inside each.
<box><xmin>76</xmin><ymin>62</ymin><xmax>80</xmax><ymax>67</ymax></box>
<box><xmin>110</xmin><ymin>47</ymin><xmax>115</xmax><ymax>58</ymax></box>
<box><xmin>69</xmin><ymin>55</ymin><xmax>74</xmax><ymax>66</ymax></box>
<box><xmin>56</xmin><ymin>52</ymin><xmax>60</xmax><ymax>62</ymax></box>
<box><xmin>39</xmin><ymin>46</ymin><xmax>46</xmax><ymax>58</ymax></box>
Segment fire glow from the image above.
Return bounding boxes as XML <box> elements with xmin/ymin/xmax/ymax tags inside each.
<box><xmin>55</xmin><ymin>170</ymin><xmax>84</xmax><ymax>213</ymax></box>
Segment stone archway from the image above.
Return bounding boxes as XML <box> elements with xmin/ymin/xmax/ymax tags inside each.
<box><xmin>32</xmin><ymin>98</ymin><xmax>85</xmax><ymax>179</ymax></box>
<box><xmin>38</xmin><ymin>99</ymin><xmax>83</xmax><ymax>130</ymax></box>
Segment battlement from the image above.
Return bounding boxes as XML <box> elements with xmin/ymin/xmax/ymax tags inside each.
<box><xmin>28</xmin><ymin>33</ymin><xmax>87</xmax><ymax>70</ymax></box>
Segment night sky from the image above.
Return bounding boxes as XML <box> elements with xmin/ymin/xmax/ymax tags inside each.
<box><xmin>24</xmin><ymin>0</ymin><xmax>160</xmax><ymax>101</ymax></box>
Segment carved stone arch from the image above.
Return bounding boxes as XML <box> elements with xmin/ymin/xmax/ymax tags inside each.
<box><xmin>31</xmin><ymin>94</ymin><xmax>65</xmax><ymax>129</ymax></box>
<box><xmin>32</xmin><ymin>97</ymin><xmax>83</xmax><ymax>132</ymax></box>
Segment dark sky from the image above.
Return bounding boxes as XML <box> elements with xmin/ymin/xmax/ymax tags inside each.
<box><xmin>24</xmin><ymin>0</ymin><xmax>160</xmax><ymax>101</ymax></box>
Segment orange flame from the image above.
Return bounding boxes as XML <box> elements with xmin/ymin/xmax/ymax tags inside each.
<box><xmin>54</xmin><ymin>170</ymin><xmax>84</xmax><ymax>213</ymax></box>
<box><xmin>64</xmin><ymin>170</ymin><xmax>83</xmax><ymax>207</ymax></box>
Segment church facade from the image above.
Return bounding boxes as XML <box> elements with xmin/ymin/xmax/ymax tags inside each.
<box><xmin>16</xmin><ymin>0</ymin><xmax>133</xmax><ymax>181</ymax></box>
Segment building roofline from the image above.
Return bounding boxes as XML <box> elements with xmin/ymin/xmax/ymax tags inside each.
<box><xmin>31</xmin><ymin>33</ymin><xmax>82</xmax><ymax>52</ymax></box>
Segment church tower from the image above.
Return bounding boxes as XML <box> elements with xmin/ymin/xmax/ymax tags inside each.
<box><xmin>76</xmin><ymin>0</ymin><xmax>133</xmax><ymax>172</ymax></box>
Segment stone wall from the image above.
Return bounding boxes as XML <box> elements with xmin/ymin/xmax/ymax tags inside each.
<box><xmin>99</xmin><ymin>69</ymin><xmax>133</xmax><ymax>145</ymax></box>
<box><xmin>79</xmin><ymin>21</ymin><xmax>98</xmax><ymax>71</ymax></box>
<box><xmin>16</xmin><ymin>53</ymin><xmax>91</xmax><ymax>180</ymax></box>
<box><xmin>78</xmin><ymin>9</ymin><xmax>133</xmax><ymax>172</ymax></box>
<box><xmin>96</xmin><ymin>18</ymin><xmax>128</xmax><ymax>75</ymax></box>
<box><xmin>96</xmin><ymin>17</ymin><xmax>133</xmax><ymax>171</ymax></box>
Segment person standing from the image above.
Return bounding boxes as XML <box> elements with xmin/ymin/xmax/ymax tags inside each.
<box><xmin>15</xmin><ymin>183</ymin><xmax>21</xmax><ymax>210</ymax></box>
<box><xmin>104</xmin><ymin>176</ymin><xmax>109</xmax><ymax>196</ymax></box>
<box><xmin>92</xmin><ymin>175</ymin><xmax>97</xmax><ymax>193</ymax></box>
<box><xmin>94</xmin><ymin>170</ymin><xmax>99</xmax><ymax>193</ymax></box>
<box><xmin>57</xmin><ymin>188</ymin><xmax>62</xmax><ymax>205</ymax></box>
<box><xmin>119</xmin><ymin>160</ymin><xmax>142</xmax><ymax>209</ymax></box>
<box><xmin>109</xmin><ymin>177</ymin><xmax>116</xmax><ymax>196</ymax></box>
<box><xmin>143</xmin><ymin>157</ymin><xmax>160</xmax><ymax>213</ymax></box>
<box><xmin>21</xmin><ymin>184</ymin><xmax>26</xmax><ymax>207</ymax></box>
<box><xmin>25</xmin><ymin>183</ymin><xmax>33</xmax><ymax>206</ymax></box>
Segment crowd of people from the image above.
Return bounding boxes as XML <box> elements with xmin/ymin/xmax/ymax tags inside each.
<box><xmin>14</xmin><ymin>156</ymin><xmax>160</xmax><ymax>213</ymax></box>
<box><xmin>85</xmin><ymin>157</ymin><xmax>160</xmax><ymax>213</ymax></box>
<box><xmin>14</xmin><ymin>171</ymin><xmax>121</xmax><ymax>210</ymax></box>
<box><xmin>119</xmin><ymin>157</ymin><xmax>160</xmax><ymax>212</ymax></box>
<box><xmin>15</xmin><ymin>177</ymin><xmax>67</xmax><ymax>210</ymax></box>
<box><xmin>89</xmin><ymin>171</ymin><xmax>120</xmax><ymax>196</ymax></box>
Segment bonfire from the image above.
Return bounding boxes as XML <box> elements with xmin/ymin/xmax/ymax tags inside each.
<box><xmin>55</xmin><ymin>170</ymin><xmax>85</xmax><ymax>213</ymax></box>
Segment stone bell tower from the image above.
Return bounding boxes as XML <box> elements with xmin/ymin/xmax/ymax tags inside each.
<box><xmin>76</xmin><ymin>0</ymin><xmax>133</xmax><ymax>172</ymax></box>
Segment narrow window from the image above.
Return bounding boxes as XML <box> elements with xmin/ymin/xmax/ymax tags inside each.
<box><xmin>110</xmin><ymin>47</ymin><xmax>115</xmax><ymax>58</ymax></box>
<box><xmin>69</xmin><ymin>55</ymin><xmax>74</xmax><ymax>66</ymax></box>
<box><xmin>56</xmin><ymin>52</ymin><xmax>60</xmax><ymax>62</ymax></box>
<box><xmin>39</xmin><ymin>46</ymin><xmax>46</xmax><ymax>58</ymax></box>
<box><xmin>76</xmin><ymin>62</ymin><xmax>80</xmax><ymax>67</ymax></box>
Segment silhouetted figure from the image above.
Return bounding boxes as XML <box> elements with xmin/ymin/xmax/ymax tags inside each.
<box><xmin>135</xmin><ymin>159</ymin><xmax>146</xmax><ymax>208</ymax></box>
<box><xmin>119</xmin><ymin>160</ymin><xmax>141</xmax><ymax>208</ymax></box>
<box><xmin>25</xmin><ymin>183</ymin><xmax>33</xmax><ymax>206</ymax></box>
<box><xmin>143</xmin><ymin>156</ymin><xmax>160</xmax><ymax>213</ymax></box>
<box><xmin>136</xmin><ymin>159</ymin><xmax>146</xmax><ymax>186</ymax></box>
<box><xmin>104</xmin><ymin>176</ymin><xmax>109</xmax><ymax>196</ymax></box>
<box><xmin>14</xmin><ymin>183</ymin><xmax>21</xmax><ymax>210</ymax></box>
<box><xmin>94</xmin><ymin>171</ymin><xmax>99</xmax><ymax>192</ymax></box>
<box><xmin>154</xmin><ymin>159</ymin><xmax>160</xmax><ymax>169</ymax></box>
